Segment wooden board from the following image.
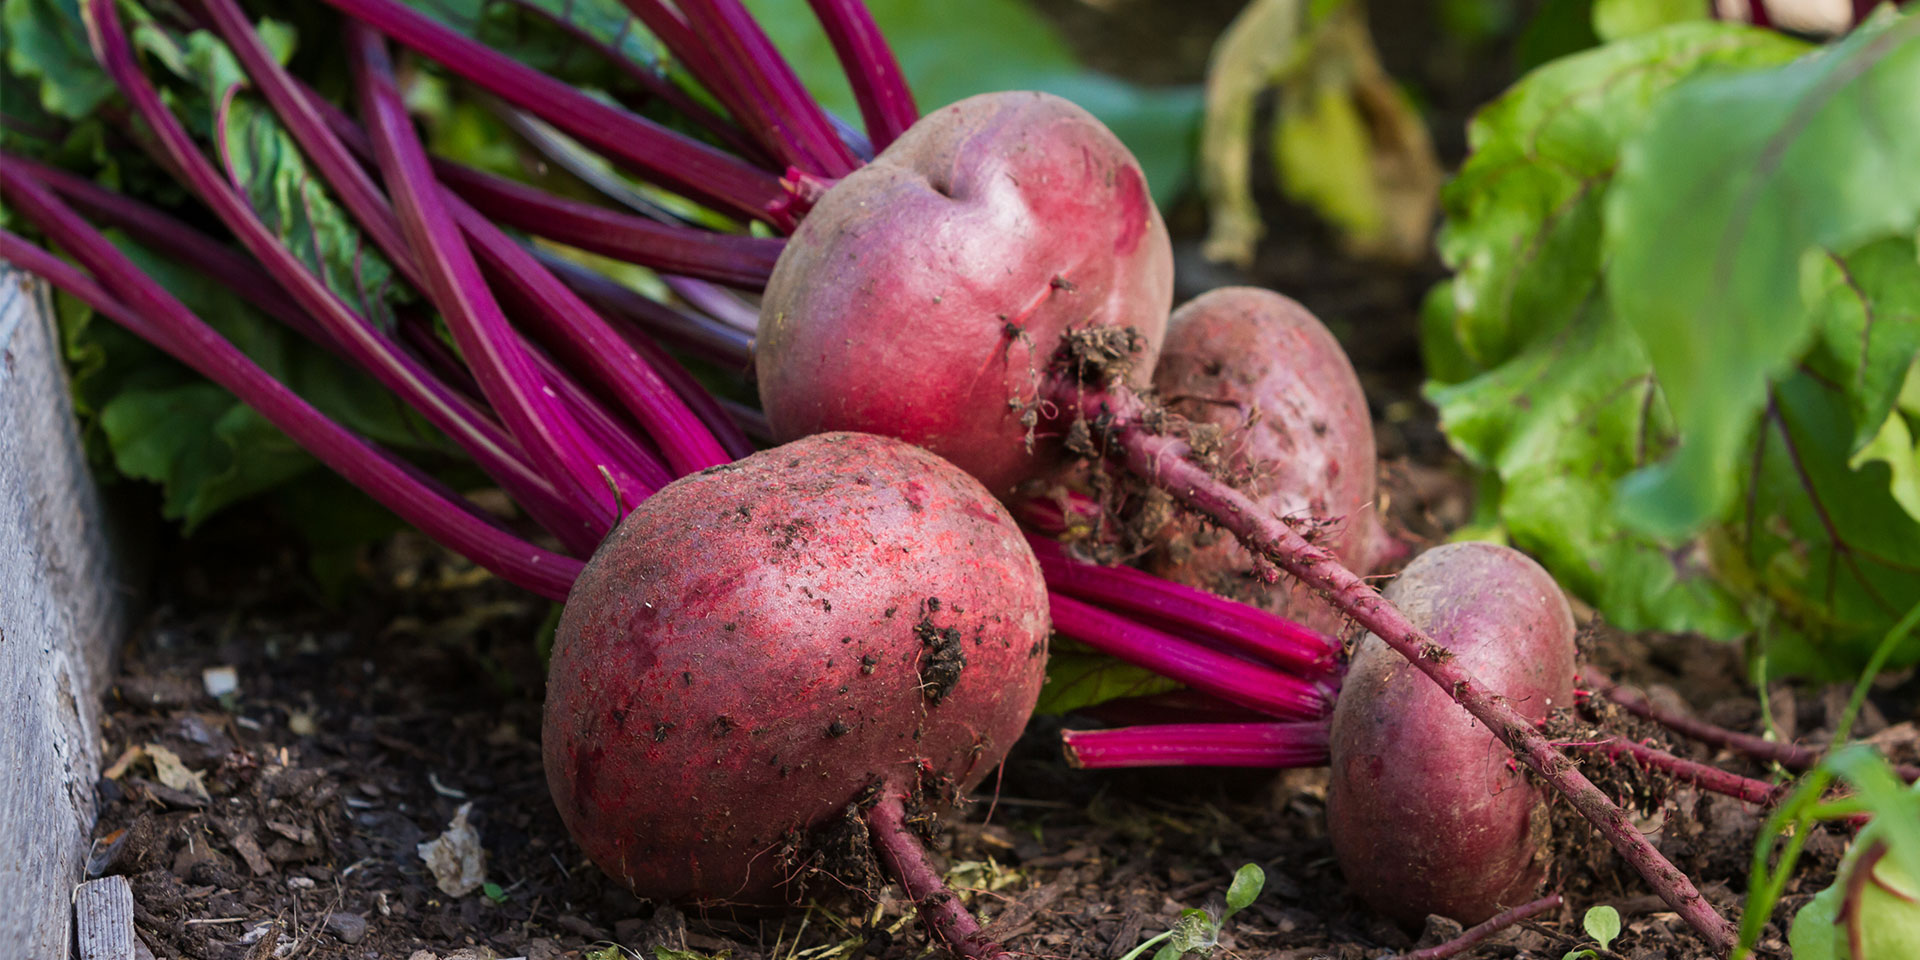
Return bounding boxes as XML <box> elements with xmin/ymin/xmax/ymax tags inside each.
<box><xmin>0</xmin><ymin>270</ymin><xmax>136</xmax><ymax>960</ymax></box>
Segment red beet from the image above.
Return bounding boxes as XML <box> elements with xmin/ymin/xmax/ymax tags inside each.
<box><xmin>1147</xmin><ymin>288</ymin><xmax>1391</xmax><ymax>635</ymax></box>
<box><xmin>757</xmin><ymin>91</ymin><xmax>1174</xmax><ymax>497</ymax></box>
<box><xmin>543</xmin><ymin>433</ymin><xmax>1049</xmax><ymax>905</ymax></box>
<box><xmin>1325</xmin><ymin>542</ymin><xmax>1576</xmax><ymax>926</ymax></box>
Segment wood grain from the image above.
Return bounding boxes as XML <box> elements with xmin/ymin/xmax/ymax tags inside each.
<box><xmin>0</xmin><ymin>270</ymin><xmax>136</xmax><ymax>960</ymax></box>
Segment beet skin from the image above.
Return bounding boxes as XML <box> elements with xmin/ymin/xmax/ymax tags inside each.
<box><xmin>1147</xmin><ymin>288</ymin><xmax>1390</xmax><ymax>635</ymax></box>
<box><xmin>757</xmin><ymin>91</ymin><xmax>1174</xmax><ymax>497</ymax></box>
<box><xmin>543</xmin><ymin>433</ymin><xmax>1049</xmax><ymax>904</ymax></box>
<box><xmin>1325</xmin><ymin>542</ymin><xmax>1576</xmax><ymax>926</ymax></box>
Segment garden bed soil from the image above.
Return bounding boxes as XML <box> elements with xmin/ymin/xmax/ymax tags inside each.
<box><xmin>82</xmin><ymin>457</ymin><xmax>1920</xmax><ymax>960</ymax></box>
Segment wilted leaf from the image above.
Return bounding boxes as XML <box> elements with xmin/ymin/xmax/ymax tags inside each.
<box><xmin>1202</xmin><ymin>0</ymin><xmax>1439</xmax><ymax>266</ymax></box>
<box><xmin>146</xmin><ymin>743</ymin><xmax>210</xmax><ymax>801</ymax></box>
<box><xmin>1272</xmin><ymin>3</ymin><xmax>1438</xmax><ymax>264</ymax></box>
<box><xmin>418</xmin><ymin>802</ymin><xmax>487</xmax><ymax>897</ymax></box>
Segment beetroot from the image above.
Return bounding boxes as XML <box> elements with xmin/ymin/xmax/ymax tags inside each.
<box><xmin>1147</xmin><ymin>288</ymin><xmax>1391</xmax><ymax>635</ymax></box>
<box><xmin>757</xmin><ymin>91</ymin><xmax>1174</xmax><ymax>497</ymax></box>
<box><xmin>1325</xmin><ymin>542</ymin><xmax>1576</xmax><ymax>926</ymax></box>
<box><xmin>543</xmin><ymin>433</ymin><xmax>1049</xmax><ymax>907</ymax></box>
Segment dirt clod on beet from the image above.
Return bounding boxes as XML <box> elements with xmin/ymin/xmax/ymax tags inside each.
<box><xmin>915</xmin><ymin>614</ymin><xmax>968</xmax><ymax>705</ymax></box>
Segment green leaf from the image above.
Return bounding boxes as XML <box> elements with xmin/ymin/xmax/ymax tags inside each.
<box><xmin>1427</xmin><ymin>18</ymin><xmax>1920</xmax><ymax>676</ymax></box>
<box><xmin>1428</xmin><ymin>299</ymin><xmax>1748</xmax><ymax>638</ymax></box>
<box><xmin>1789</xmin><ymin>752</ymin><xmax>1920</xmax><ymax>960</ymax></box>
<box><xmin>742</xmin><ymin>0</ymin><xmax>1201</xmax><ymax>206</ymax></box>
<box><xmin>1802</xmin><ymin>239</ymin><xmax>1920</xmax><ymax>456</ymax></box>
<box><xmin>1034</xmin><ymin>650</ymin><xmax>1182</xmax><ymax>716</ymax></box>
<box><xmin>1722</xmin><ymin>370</ymin><xmax>1920</xmax><ymax>675</ymax></box>
<box><xmin>1161</xmin><ymin>908</ymin><xmax>1219</xmax><ymax>955</ymax></box>
<box><xmin>1582</xmin><ymin>904</ymin><xmax>1622</xmax><ymax>949</ymax></box>
<box><xmin>176</xmin><ymin>28</ymin><xmax>414</xmax><ymax>331</ymax></box>
<box><xmin>1850</xmin><ymin>407</ymin><xmax>1920</xmax><ymax>523</ymax></box>
<box><xmin>2</xmin><ymin>0</ymin><xmax>114</xmax><ymax>119</ymax></box>
<box><xmin>1433</xmin><ymin>21</ymin><xmax>1805</xmax><ymax>378</ymax></box>
<box><xmin>1591</xmin><ymin>0</ymin><xmax>1705</xmax><ymax>42</ymax></box>
<box><xmin>1606</xmin><ymin>10</ymin><xmax>1920</xmax><ymax>537</ymax></box>
<box><xmin>101</xmin><ymin>383</ymin><xmax>315</xmax><ymax>531</ymax></box>
<box><xmin>69</xmin><ymin>230</ymin><xmax>447</xmax><ymax>535</ymax></box>
<box><xmin>1222</xmin><ymin>863</ymin><xmax>1265</xmax><ymax>920</ymax></box>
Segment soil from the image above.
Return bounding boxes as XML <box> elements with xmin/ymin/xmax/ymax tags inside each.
<box><xmin>67</xmin><ymin>3</ymin><xmax>1920</xmax><ymax>959</ymax></box>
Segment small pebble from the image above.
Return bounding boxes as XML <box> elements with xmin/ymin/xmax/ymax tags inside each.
<box><xmin>326</xmin><ymin>913</ymin><xmax>368</xmax><ymax>944</ymax></box>
<box><xmin>201</xmin><ymin>666</ymin><xmax>239</xmax><ymax>698</ymax></box>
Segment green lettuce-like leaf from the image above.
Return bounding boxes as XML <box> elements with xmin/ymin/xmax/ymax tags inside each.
<box><xmin>1430</xmin><ymin>298</ymin><xmax>1747</xmax><ymax>637</ymax></box>
<box><xmin>1721</xmin><ymin>365</ymin><xmax>1920</xmax><ymax>677</ymax></box>
<box><xmin>1432</xmin><ymin>21</ymin><xmax>1805</xmax><ymax>378</ymax></box>
<box><xmin>1428</xmin><ymin>15</ymin><xmax>1920</xmax><ymax>676</ymax></box>
<box><xmin>2</xmin><ymin>0</ymin><xmax>113</xmax><ymax>118</ymax></box>
<box><xmin>742</xmin><ymin>0</ymin><xmax>1202</xmax><ymax>206</ymax></box>
<box><xmin>1606</xmin><ymin>11</ymin><xmax>1920</xmax><ymax>536</ymax></box>
<box><xmin>101</xmin><ymin>383</ymin><xmax>314</xmax><ymax>528</ymax></box>
<box><xmin>174</xmin><ymin>28</ymin><xmax>415</xmax><ymax>331</ymax></box>
<box><xmin>66</xmin><ymin>233</ymin><xmax>445</xmax><ymax>532</ymax></box>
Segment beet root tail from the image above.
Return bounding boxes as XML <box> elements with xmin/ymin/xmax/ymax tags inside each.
<box><xmin>866</xmin><ymin>790</ymin><xmax>1015</xmax><ymax>960</ymax></box>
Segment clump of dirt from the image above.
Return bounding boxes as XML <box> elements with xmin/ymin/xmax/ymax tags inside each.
<box><xmin>914</xmin><ymin>601</ymin><xmax>967</xmax><ymax>706</ymax></box>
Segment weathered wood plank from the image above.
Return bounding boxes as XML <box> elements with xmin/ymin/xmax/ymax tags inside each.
<box><xmin>74</xmin><ymin>876</ymin><xmax>136</xmax><ymax>960</ymax></box>
<box><xmin>0</xmin><ymin>269</ymin><xmax>135</xmax><ymax>960</ymax></box>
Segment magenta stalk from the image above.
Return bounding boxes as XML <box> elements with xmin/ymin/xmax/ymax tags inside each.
<box><xmin>676</xmin><ymin>0</ymin><xmax>861</xmax><ymax>177</ymax></box>
<box><xmin>81</xmin><ymin>0</ymin><xmax>599</xmax><ymax>553</ymax></box>
<box><xmin>1050</xmin><ymin>379</ymin><xmax>1737</xmax><ymax>952</ymax></box>
<box><xmin>866</xmin><ymin>791</ymin><xmax>1014</xmax><ymax>960</ymax></box>
<box><xmin>0</xmin><ymin>183</ymin><xmax>582</xmax><ymax>599</ymax></box>
<box><xmin>1049</xmin><ymin>593</ymin><xmax>1334</xmax><ymax>721</ymax></box>
<box><xmin>1062</xmin><ymin>721</ymin><xmax>1330</xmax><ymax>769</ymax></box>
<box><xmin>352</xmin><ymin>25</ymin><xmax>636</xmax><ymax>526</ymax></box>
<box><xmin>196</xmin><ymin>2</ymin><xmax>733</xmax><ymax>484</ymax></box>
<box><xmin>493</xmin><ymin>0</ymin><xmax>766</xmax><ymax>163</ymax></box>
<box><xmin>805</xmin><ymin>0</ymin><xmax>920</xmax><ymax>148</ymax></box>
<box><xmin>316</xmin><ymin>0</ymin><xmax>793</xmax><ymax>224</ymax></box>
<box><xmin>1030</xmin><ymin>534</ymin><xmax>1342</xmax><ymax>678</ymax></box>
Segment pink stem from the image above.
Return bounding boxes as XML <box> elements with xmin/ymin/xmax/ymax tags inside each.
<box><xmin>1052</xmin><ymin>380</ymin><xmax>1737</xmax><ymax>953</ymax></box>
<box><xmin>1030</xmin><ymin>534</ymin><xmax>1342</xmax><ymax>678</ymax></box>
<box><xmin>1396</xmin><ymin>894</ymin><xmax>1564</xmax><ymax>960</ymax></box>
<box><xmin>866</xmin><ymin>791</ymin><xmax>1013</xmax><ymax>960</ymax></box>
<box><xmin>1062</xmin><ymin>721</ymin><xmax>1330</xmax><ymax>769</ymax></box>
<box><xmin>318</xmin><ymin>0</ymin><xmax>794</xmax><ymax>225</ymax></box>
<box><xmin>351</xmin><ymin>25</ymin><xmax>634</xmax><ymax>524</ymax></box>
<box><xmin>804</xmin><ymin>0</ymin><xmax>919</xmax><ymax>147</ymax></box>
<box><xmin>1050</xmin><ymin>592</ymin><xmax>1335</xmax><ymax>721</ymax></box>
